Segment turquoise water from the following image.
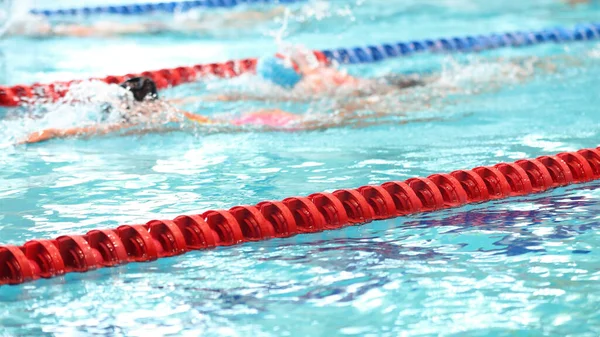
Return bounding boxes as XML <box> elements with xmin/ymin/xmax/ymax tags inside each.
<box><xmin>2</xmin><ymin>0</ymin><xmax>600</xmax><ymax>336</ymax></box>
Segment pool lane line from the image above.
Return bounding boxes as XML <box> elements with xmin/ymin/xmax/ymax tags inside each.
<box><xmin>1</xmin><ymin>22</ymin><xmax>598</xmax><ymax>107</ymax></box>
<box><xmin>1</xmin><ymin>148</ymin><xmax>600</xmax><ymax>286</ymax></box>
<box><xmin>31</xmin><ymin>0</ymin><xmax>305</xmax><ymax>17</ymax></box>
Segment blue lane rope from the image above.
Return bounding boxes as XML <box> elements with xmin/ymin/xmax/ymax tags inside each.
<box><xmin>30</xmin><ymin>0</ymin><xmax>304</xmax><ymax>17</ymax></box>
<box><xmin>319</xmin><ymin>23</ymin><xmax>600</xmax><ymax>65</ymax></box>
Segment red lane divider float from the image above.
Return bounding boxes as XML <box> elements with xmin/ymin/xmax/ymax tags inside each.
<box><xmin>0</xmin><ymin>52</ymin><xmax>330</xmax><ymax>107</ymax></box>
<box><xmin>2</xmin><ymin>147</ymin><xmax>600</xmax><ymax>286</ymax></box>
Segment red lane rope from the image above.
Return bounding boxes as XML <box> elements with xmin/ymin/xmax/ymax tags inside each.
<box><xmin>1</xmin><ymin>147</ymin><xmax>599</xmax><ymax>286</ymax></box>
<box><xmin>0</xmin><ymin>52</ymin><xmax>330</xmax><ymax>107</ymax></box>
<box><xmin>0</xmin><ymin>58</ymin><xmax>258</xmax><ymax>107</ymax></box>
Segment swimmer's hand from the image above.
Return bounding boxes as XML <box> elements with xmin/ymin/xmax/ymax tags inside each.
<box><xmin>21</xmin><ymin>128</ymin><xmax>61</xmax><ymax>144</ymax></box>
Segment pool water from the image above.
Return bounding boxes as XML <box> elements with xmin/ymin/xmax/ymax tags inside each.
<box><xmin>2</xmin><ymin>0</ymin><xmax>600</xmax><ymax>336</ymax></box>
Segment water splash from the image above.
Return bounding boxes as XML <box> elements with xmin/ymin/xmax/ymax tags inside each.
<box><xmin>0</xmin><ymin>81</ymin><xmax>132</xmax><ymax>146</ymax></box>
<box><xmin>429</xmin><ymin>54</ymin><xmax>562</xmax><ymax>97</ymax></box>
<box><xmin>0</xmin><ymin>0</ymin><xmax>12</xmax><ymax>37</ymax></box>
<box><xmin>0</xmin><ymin>0</ymin><xmax>35</xmax><ymax>37</ymax></box>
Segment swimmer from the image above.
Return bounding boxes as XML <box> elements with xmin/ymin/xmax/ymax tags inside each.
<box><xmin>213</xmin><ymin>44</ymin><xmax>587</xmax><ymax>111</ymax></box>
<box><xmin>3</xmin><ymin>5</ymin><xmax>287</xmax><ymax>38</ymax></box>
<box><xmin>20</xmin><ymin>76</ymin><xmax>436</xmax><ymax>144</ymax></box>
<box><xmin>211</xmin><ymin>46</ymin><xmax>429</xmax><ymax>102</ymax></box>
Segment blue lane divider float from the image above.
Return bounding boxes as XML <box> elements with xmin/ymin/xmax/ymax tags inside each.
<box><xmin>319</xmin><ymin>23</ymin><xmax>600</xmax><ymax>65</ymax></box>
<box><xmin>30</xmin><ymin>0</ymin><xmax>305</xmax><ymax>16</ymax></box>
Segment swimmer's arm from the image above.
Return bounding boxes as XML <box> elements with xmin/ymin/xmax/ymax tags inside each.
<box><xmin>21</xmin><ymin>123</ymin><xmax>135</xmax><ymax>144</ymax></box>
<box><xmin>221</xmin><ymin>6</ymin><xmax>287</xmax><ymax>25</ymax></box>
<box><xmin>51</xmin><ymin>21</ymin><xmax>162</xmax><ymax>37</ymax></box>
<box><xmin>22</xmin><ymin>108</ymin><xmax>210</xmax><ymax>144</ymax></box>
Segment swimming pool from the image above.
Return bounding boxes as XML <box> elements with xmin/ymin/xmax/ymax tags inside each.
<box><xmin>2</xmin><ymin>0</ymin><xmax>600</xmax><ymax>335</ymax></box>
